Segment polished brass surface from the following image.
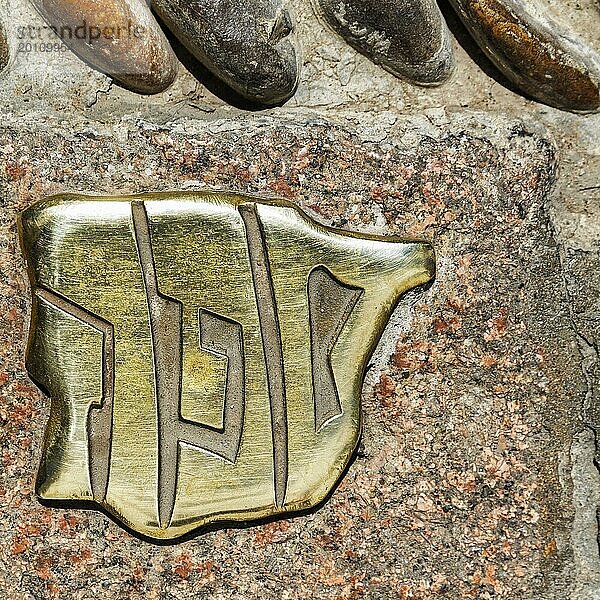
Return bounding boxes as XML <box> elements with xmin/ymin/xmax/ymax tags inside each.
<box><xmin>19</xmin><ymin>191</ymin><xmax>435</xmax><ymax>540</ymax></box>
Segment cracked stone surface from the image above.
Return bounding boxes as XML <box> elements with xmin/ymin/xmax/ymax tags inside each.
<box><xmin>0</xmin><ymin>0</ymin><xmax>599</xmax><ymax>598</ymax></box>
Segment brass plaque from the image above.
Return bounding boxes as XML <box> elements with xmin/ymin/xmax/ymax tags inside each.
<box><xmin>19</xmin><ymin>192</ymin><xmax>435</xmax><ymax>540</ymax></box>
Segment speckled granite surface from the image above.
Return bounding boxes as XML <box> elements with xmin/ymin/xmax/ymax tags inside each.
<box><xmin>0</xmin><ymin>112</ymin><xmax>590</xmax><ymax>598</ymax></box>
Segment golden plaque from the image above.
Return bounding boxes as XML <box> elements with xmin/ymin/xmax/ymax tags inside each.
<box><xmin>19</xmin><ymin>192</ymin><xmax>435</xmax><ymax>540</ymax></box>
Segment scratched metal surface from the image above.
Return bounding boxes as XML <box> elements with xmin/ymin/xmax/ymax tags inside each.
<box><xmin>18</xmin><ymin>191</ymin><xmax>433</xmax><ymax>540</ymax></box>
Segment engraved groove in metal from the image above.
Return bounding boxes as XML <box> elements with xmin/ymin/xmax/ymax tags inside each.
<box><xmin>239</xmin><ymin>203</ymin><xmax>289</xmax><ymax>508</ymax></box>
<box><xmin>132</xmin><ymin>202</ymin><xmax>248</xmax><ymax>527</ymax></box>
<box><xmin>35</xmin><ymin>287</ymin><xmax>115</xmax><ymax>502</ymax></box>
<box><xmin>194</xmin><ymin>309</ymin><xmax>245</xmax><ymax>462</ymax></box>
<box><xmin>132</xmin><ymin>201</ymin><xmax>184</xmax><ymax>527</ymax></box>
<box><xmin>308</xmin><ymin>267</ymin><xmax>363</xmax><ymax>432</ymax></box>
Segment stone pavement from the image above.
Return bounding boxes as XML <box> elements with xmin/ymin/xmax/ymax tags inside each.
<box><xmin>0</xmin><ymin>0</ymin><xmax>600</xmax><ymax>597</ymax></box>
<box><xmin>0</xmin><ymin>110</ymin><xmax>596</xmax><ymax>599</ymax></box>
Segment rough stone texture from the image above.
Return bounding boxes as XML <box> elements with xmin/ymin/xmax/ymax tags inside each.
<box><xmin>0</xmin><ymin>111</ymin><xmax>589</xmax><ymax>598</ymax></box>
<box><xmin>0</xmin><ymin>0</ymin><xmax>599</xmax><ymax>597</ymax></box>
<box><xmin>565</xmin><ymin>250</ymin><xmax>600</xmax><ymax>430</ymax></box>
<box><xmin>151</xmin><ymin>0</ymin><xmax>300</xmax><ymax>105</ymax></box>
<box><xmin>315</xmin><ymin>0</ymin><xmax>454</xmax><ymax>85</ymax></box>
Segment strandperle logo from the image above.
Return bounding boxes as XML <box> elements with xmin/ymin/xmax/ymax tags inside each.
<box><xmin>19</xmin><ymin>192</ymin><xmax>435</xmax><ymax>540</ymax></box>
<box><xmin>18</xmin><ymin>20</ymin><xmax>147</xmax><ymax>43</ymax></box>
<box><xmin>16</xmin><ymin>20</ymin><xmax>147</xmax><ymax>55</ymax></box>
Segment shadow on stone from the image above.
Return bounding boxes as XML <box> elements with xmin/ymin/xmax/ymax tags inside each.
<box><xmin>437</xmin><ymin>0</ymin><xmax>535</xmax><ymax>102</ymax></box>
<box><xmin>156</xmin><ymin>16</ymin><xmax>288</xmax><ymax>112</ymax></box>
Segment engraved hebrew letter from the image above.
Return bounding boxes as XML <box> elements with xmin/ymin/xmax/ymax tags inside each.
<box><xmin>183</xmin><ymin>309</ymin><xmax>245</xmax><ymax>463</ymax></box>
<box><xmin>35</xmin><ymin>288</ymin><xmax>115</xmax><ymax>502</ymax></box>
<box><xmin>132</xmin><ymin>201</ymin><xmax>246</xmax><ymax>528</ymax></box>
<box><xmin>239</xmin><ymin>204</ymin><xmax>288</xmax><ymax>508</ymax></box>
<box><xmin>132</xmin><ymin>201</ymin><xmax>184</xmax><ymax>528</ymax></box>
<box><xmin>307</xmin><ymin>267</ymin><xmax>363</xmax><ymax>431</ymax></box>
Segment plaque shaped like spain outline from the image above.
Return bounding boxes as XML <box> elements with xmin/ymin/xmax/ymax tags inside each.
<box><xmin>19</xmin><ymin>192</ymin><xmax>435</xmax><ymax>540</ymax></box>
